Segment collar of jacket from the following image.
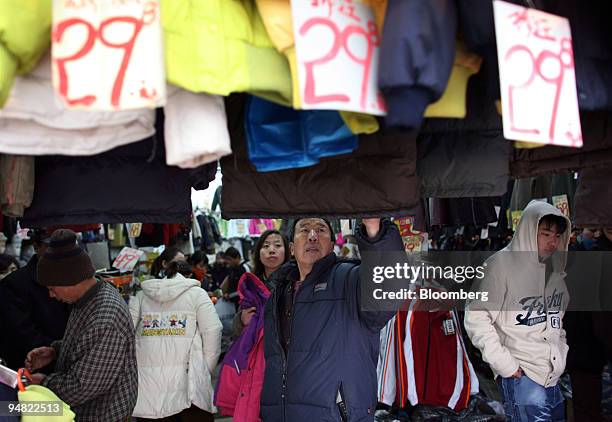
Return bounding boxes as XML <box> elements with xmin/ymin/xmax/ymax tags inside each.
<box><xmin>74</xmin><ymin>281</ymin><xmax>103</xmax><ymax>309</ymax></box>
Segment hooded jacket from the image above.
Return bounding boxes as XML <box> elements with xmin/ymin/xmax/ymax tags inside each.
<box><xmin>129</xmin><ymin>273</ymin><xmax>223</xmax><ymax>418</ymax></box>
<box><xmin>465</xmin><ymin>201</ymin><xmax>571</xmax><ymax>388</ymax></box>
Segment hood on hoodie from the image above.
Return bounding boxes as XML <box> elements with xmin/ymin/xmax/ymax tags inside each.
<box><xmin>139</xmin><ymin>273</ymin><xmax>201</xmax><ymax>303</ymax></box>
<box><xmin>509</xmin><ymin>200</ymin><xmax>571</xmax><ymax>270</ymax></box>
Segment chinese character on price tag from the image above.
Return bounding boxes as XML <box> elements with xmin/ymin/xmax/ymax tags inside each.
<box><xmin>493</xmin><ymin>1</ymin><xmax>582</xmax><ymax>147</ymax></box>
<box><xmin>52</xmin><ymin>0</ymin><xmax>166</xmax><ymax>110</ymax></box>
<box><xmin>552</xmin><ymin>194</ymin><xmax>570</xmax><ymax>218</ymax></box>
<box><xmin>112</xmin><ymin>247</ymin><xmax>144</xmax><ymax>272</ymax></box>
<box><xmin>292</xmin><ymin>0</ymin><xmax>386</xmax><ymax>115</ymax></box>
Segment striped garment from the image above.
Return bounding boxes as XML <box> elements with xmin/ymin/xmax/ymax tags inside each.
<box><xmin>43</xmin><ymin>281</ymin><xmax>138</xmax><ymax>421</ymax></box>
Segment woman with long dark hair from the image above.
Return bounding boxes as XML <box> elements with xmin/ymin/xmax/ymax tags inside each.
<box><xmin>149</xmin><ymin>246</ymin><xmax>185</xmax><ymax>279</ymax></box>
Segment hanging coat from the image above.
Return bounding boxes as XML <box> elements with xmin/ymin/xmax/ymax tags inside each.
<box><xmin>20</xmin><ymin>138</ymin><xmax>216</xmax><ymax>227</ymax></box>
<box><xmin>245</xmin><ymin>96</ymin><xmax>358</xmax><ymax>172</ymax></box>
<box><xmin>378</xmin><ymin>0</ymin><xmax>458</xmax><ymax>129</ymax></box>
<box><xmin>0</xmin><ymin>0</ymin><xmax>51</xmax><ymax>107</ymax></box>
<box><xmin>0</xmin><ymin>54</ymin><xmax>155</xmax><ymax>156</ymax></box>
<box><xmin>573</xmin><ymin>166</ymin><xmax>612</xmax><ymax>227</ymax></box>
<box><xmin>221</xmin><ymin>95</ymin><xmax>420</xmax><ymax>219</ymax></box>
<box><xmin>511</xmin><ymin>111</ymin><xmax>612</xmax><ymax>178</ymax></box>
<box><xmin>161</xmin><ymin>0</ymin><xmax>292</xmax><ymax>105</ymax></box>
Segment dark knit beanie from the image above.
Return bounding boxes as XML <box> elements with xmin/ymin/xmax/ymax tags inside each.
<box><xmin>37</xmin><ymin>229</ymin><xmax>95</xmax><ymax>286</ymax></box>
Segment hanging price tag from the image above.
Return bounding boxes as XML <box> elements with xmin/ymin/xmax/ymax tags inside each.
<box><xmin>128</xmin><ymin>223</ymin><xmax>143</xmax><ymax>238</ymax></box>
<box><xmin>112</xmin><ymin>247</ymin><xmax>144</xmax><ymax>272</ymax></box>
<box><xmin>552</xmin><ymin>194</ymin><xmax>570</xmax><ymax>218</ymax></box>
<box><xmin>52</xmin><ymin>0</ymin><xmax>166</xmax><ymax>110</ymax></box>
<box><xmin>291</xmin><ymin>0</ymin><xmax>386</xmax><ymax>115</ymax></box>
<box><xmin>493</xmin><ymin>1</ymin><xmax>582</xmax><ymax>147</ymax></box>
<box><xmin>511</xmin><ymin>210</ymin><xmax>523</xmax><ymax>232</ymax></box>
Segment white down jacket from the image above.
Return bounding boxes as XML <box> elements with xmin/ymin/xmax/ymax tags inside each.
<box><xmin>129</xmin><ymin>274</ymin><xmax>222</xmax><ymax>418</ymax></box>
<box><xmin>465</xmin><ymin>200</ymin><xmax>571</xmax><ymax>388</ymax></box>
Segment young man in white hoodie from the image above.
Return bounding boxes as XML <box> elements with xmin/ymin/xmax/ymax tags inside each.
<box><xmin>465</xmin><ymin>200</ymin><xmax>571</xmax><ymax>422</ymax></box>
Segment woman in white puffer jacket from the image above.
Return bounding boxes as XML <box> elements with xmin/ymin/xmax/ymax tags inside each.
<box><xmin>129</xmin><ymin>260</ymin><xmax>222</xmax><ymax>421</ymax></box>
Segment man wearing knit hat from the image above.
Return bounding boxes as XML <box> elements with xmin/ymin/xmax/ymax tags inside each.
<box><xmin>25</xmin><ymin>229</ymin><xmax>138</xmax><ymax>422</ymax></box>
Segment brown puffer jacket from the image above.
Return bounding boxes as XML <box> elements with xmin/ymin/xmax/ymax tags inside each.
<box><xmin>220</xmin><ymin>95</ymin><xmax>420</xmax><ymax>219</ymax></box>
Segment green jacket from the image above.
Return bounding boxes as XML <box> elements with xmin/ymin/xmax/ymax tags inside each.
<box><xmin>0</xmin><ymin>0</ymin><xmax>51</xmax><ymax>107</ymax></box>
<box><xmin>162</xmin><ymin>0</ymin><xmax>292</xmax><ymax>105</ymax></box>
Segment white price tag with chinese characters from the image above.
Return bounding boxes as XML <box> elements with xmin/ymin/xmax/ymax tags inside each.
<box><xmin>493</xmin><ymin>1</ymin><xmax>582</xmax><ymax>147</ymax></box>
<box><xmin>112</xmin><ymin>247</ymin><xmax>144</xmax><ymax>272</ymax></box>
<box><xmin>291</xmin><ymin>0</ymin><xmax>386</xmax><ymax>115</ymax></box>
<box><xmin>52</xmin><ymin>0</ymin><xmax>166</xmax><ymax>110</ymax></box>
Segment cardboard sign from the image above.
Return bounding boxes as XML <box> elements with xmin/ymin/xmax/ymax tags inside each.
<box><xmin>112</xmin><ymin>247</ymin><xmax>144</xmax><ymax>272</ymax></box>
<box><xmin>552</xmin><ymin>194</ymin><xmax>570</xmax><ymax>218</ymax></box>
<box><xmin>292</xmin><ymin>0</ymin><xmax>386</xmax><ymax>115</ymax></box>
<box><xmin>52</xmin><ymin>0</ymin><xmax>166</xmax><ymax>110</ymax></box>
<box><xmin>493</xmin><ymin>1</ymin><xmax>582</xmax><ymax>147</ymax></box>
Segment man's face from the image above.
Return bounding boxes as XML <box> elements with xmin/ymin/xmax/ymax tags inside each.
<box><xmin>227</xmin><ymin>256</ymin><xmax>241</xmax><ymax>267</ymax></box>
<box><xmin>604</xmin><ymin>228</ymin><xmax>612</xmax><ymax>242</ymax></box>
<box><xmin>0</xmin><ymin>263</ymin><xmax>17</xmax><ymax>280</ymax></box>
<box><xmin>537</xmin><ymin>223</ymin><xmax>562</xmax><ymax>259</ymax></box>
<box><xmin>290</xmin><ymin>218</ymin><xmax>334</xmax><ymax>267</ymax></box>
<box><xmin>47</xmin><ymin>285</ymin><xmax>81</xmax><ymax>303</ymax></box>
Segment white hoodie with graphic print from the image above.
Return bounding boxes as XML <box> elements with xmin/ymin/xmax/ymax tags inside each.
<box><xmin>464</xmin><ymin>200</ymin><xmax>571</xmax><ymax>388</ymax></box>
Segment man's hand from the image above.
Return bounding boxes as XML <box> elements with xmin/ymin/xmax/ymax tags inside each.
<box><xmin>511</xmin><ymin>367</ymin><xmax>523</xmax><ymax>378</ymax></box>
<box><xmin>241</xmin><ymin>307</ymin><xmax>257</xmax><ymax>327</ymax></box>
<box><xmin>29</xmin><ymin>373</ymin><xmax>47</xmax><ymax>385</ymax></box>
<box><xmin>362</xmin><ymin>218</ymin><xmax>381</xmax><ymax>239</ymax></box>
<box><xmin>25</xmin><ymin>347</ymin><xmax>56</xmax><ymax>372</ymax></box>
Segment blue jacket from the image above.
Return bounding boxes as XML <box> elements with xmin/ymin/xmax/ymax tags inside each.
<box><xmin>260</xmin><ymin>220</ymin><xmax>404</xmax><ymax>422</ymax></box>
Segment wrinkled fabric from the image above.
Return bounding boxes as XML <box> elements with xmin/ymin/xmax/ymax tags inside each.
<box><xmin>164</xmin><ymin>85</ymin><xmax>231</xmax><ymax>168</ymax></box>
<box><xmin>511</xmin><ymin>111</ymin><xmax>612</xmax><ymax>178</ymax></box>
<box><xmin>21</xmin><ymin>138</ymin><xmax>216</xmax><ymax>227</ymax></box>
<box><xmin>0</xmin><ymin>55</ymin><xmax>155</xmax><ymax>156</ymax></box>
<box><xmin>222</xmin><ymin>95</ymin><xmax>419</xmax><ymax>219</ymax></box>
<box><xmin>0</xmin><ymin>154</ymin><xmax>33</xmax><ymax>217</ymax></box>
<box><xmin>378</xmin><ymin>0</ymin><xmax>457</xmax><ymax>129</ymax></box>
<box><xmin>0</xmin><ymin>0</ymin><xmax>51</xmax><ymax>107</ymax></box>
<box><xmin>162</xmin><ymin>0</ymin><xmax>292</xmax><ymax>105</ymax></box>
<box><xmin>573</xmin><ymin>166</ymin><xmax>612</xmax><ymax>227</ymax></box>
<box><xmin>245</xmin><ymin>96</ymin><xmax>358</xmax><ymax>172</ymax></box>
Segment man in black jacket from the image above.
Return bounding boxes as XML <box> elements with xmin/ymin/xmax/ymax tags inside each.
<box><xmin>260</xmin><ymin>217</ymin><xmax>405</xmax><ymax>422</ymax></box>
<box><xmin>0</xmin><ymin>229</ymin><xmax>70</xmax><ymax>370</ymax></box>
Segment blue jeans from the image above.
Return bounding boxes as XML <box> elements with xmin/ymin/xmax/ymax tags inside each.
<box><xmin>497</xmin><ymin>374</ymin><xmax>565</xmax><ymax>422</ymax></box>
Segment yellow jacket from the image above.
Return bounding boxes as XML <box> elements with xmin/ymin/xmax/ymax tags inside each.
<box><xmin>0</xmin><ymin>0</ymin><xmax>51</xmax><ymax>107</ymax></box>
<box><xmin>162</xmin><ymin>0</ymin><xmax>292</xmax><ymax>105</ymax></box>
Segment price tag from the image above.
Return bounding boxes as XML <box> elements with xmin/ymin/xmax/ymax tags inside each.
<box><xmin>128</xmin><ymin>223</ymin><xmax>143</xmax><ymax>238</ymax></box>
<box><xmin>511</xmin><ymin>210</ymin><xmax>523</xmax><ymax>232</ymax></box>
<box><xmin>493</xmin><ymin>1</ymin><xmax>582</xmax><ymax>147</ymax></box>
<box><xmin>112</xmin><ymin>247</ymin><xmax>144</xmax><ymax>272</ymax></box>
<box><xmin>52</xmin><ymin>0</ymin><xmax>166</xmax><ymax>110</ymax></box>
<box><xmin>292</xmin><ymin>0</ymin><xmax>386</xmax><ymax>115</ymax></box>
<box><xmin>552</xmin><ymin>194</ymin><xmax>570</xmax><ymax>218</ymax></box>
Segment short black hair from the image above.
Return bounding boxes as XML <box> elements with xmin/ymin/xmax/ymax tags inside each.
<box><xmin>539</xmin><ymin>214</ymin><xmax>568</xmax><ymax>234</ymax></box>
<box><xmin>189</xmin><ymin>251</ymin><xmax>209</xmax><ymax>267</ymax></box>
<box><xmin>224</xmin><ymin>247</ymin><xmax>241</xmax><ymax>260</ymax></box>
<box><xmin>290</xmin><ymin>218</ymin><xmax>335</xmax><ymax>242</ymax></box>
<box><xmin>0</xmin><ymin>254</ymin><xmax>19</xmax><ymax>272</ymax></box>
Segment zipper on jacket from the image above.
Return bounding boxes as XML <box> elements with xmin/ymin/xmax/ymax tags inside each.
<box><xmin>423</xmin><ymin>312</ymin><xmax>432</xmax><ymax>400</ymax></box>
<box><xmin>272</xmin><ymin>285</ymin><xmax>288</xmax><ymax>422</ymax></box>
<box><xmin>336</xmin><ymin>383</ymin><xmax>349</xmax><ymax>422</ymax></box>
